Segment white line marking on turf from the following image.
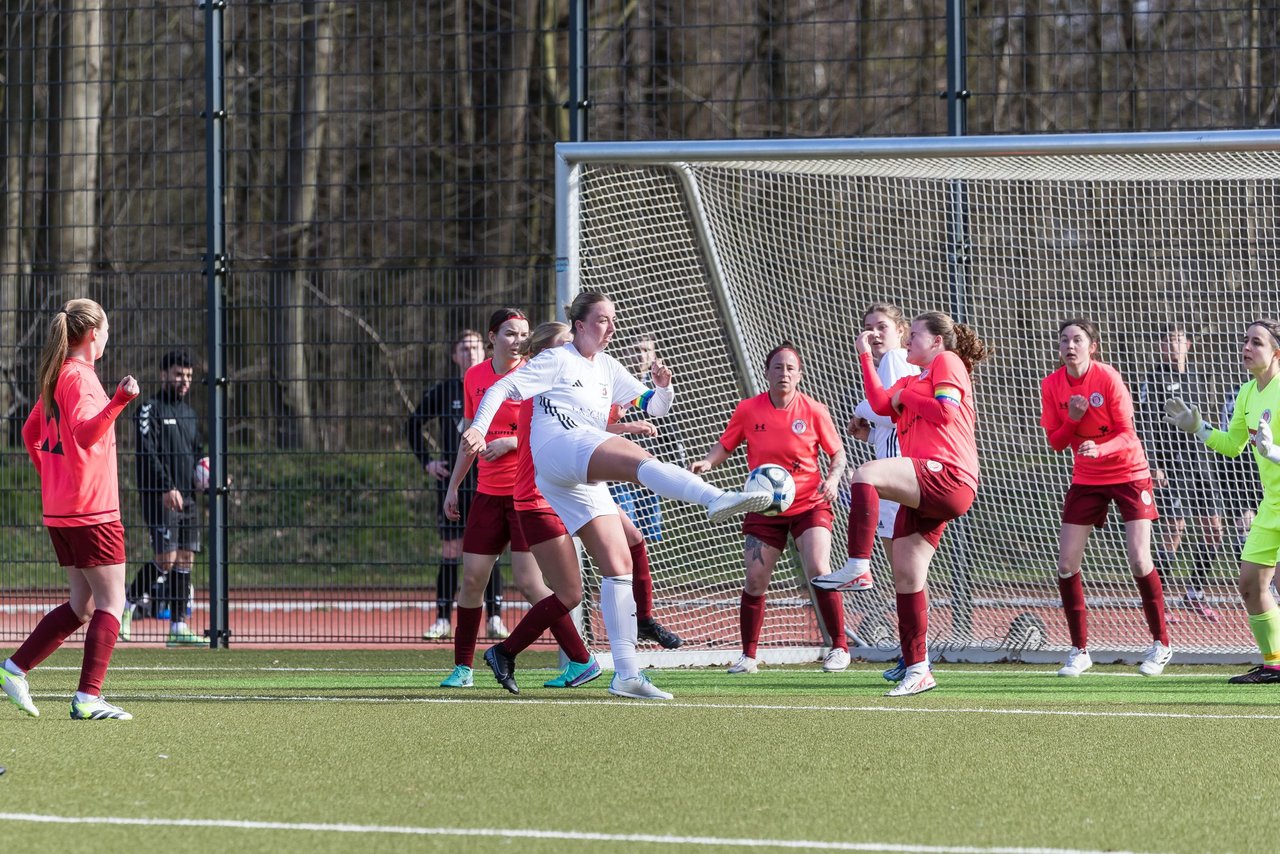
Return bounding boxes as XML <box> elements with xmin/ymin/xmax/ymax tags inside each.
<box><xmin>38</xmin><ymin>692</ymin><xmax>1280</xmax><ymax>721</ymax></box>
<box><xmin>0</xmin><ymin>813</ymin><xmax>1159</xmax><ymax>853</ymax></box>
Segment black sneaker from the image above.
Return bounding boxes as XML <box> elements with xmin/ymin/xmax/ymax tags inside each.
<box><xmin>1228</xmin><ymin>665</ymin><xmax>1280</xmax><ymax>684</ymax></box>
<box><xmin>483</xmin><ymin>644</ymin><xmax>519</xmax><ymax>694</ymax></box>
<box><xmin>637</xmin><ymin>617</ymin><xmax>683</xmax><ymax>650</ymax></box>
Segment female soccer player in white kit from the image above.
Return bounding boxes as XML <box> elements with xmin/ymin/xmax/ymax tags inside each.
<box><xmin>847</xmin><ymin>303</ymin><xmax>923</xmax><ymax>682</ymax></box>
<box><xmin>463</xmin><ymin>291</ymin><xmax>773</xmax><ymax>699</ymax></box>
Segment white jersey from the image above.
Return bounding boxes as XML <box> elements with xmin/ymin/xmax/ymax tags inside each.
<box><xmin>854</xmin><ymin>348</ymin><xmax>919</xmax><ymax>461</ymax></box>
<box><xmin>471</xmin><ymin>341</ymin><xmax>673</xmax><ymax>459</ymax></box>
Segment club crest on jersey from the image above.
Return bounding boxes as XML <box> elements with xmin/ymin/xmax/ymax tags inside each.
<box><xmin>1089</xmin><ymin>392</ymin><xmax>1104</xmax><ymax>407</ymax></box>
<box><xmin>791</xmin><ymin>419</ymin><xmax>807</xmax><ymax>434</ymax></box>
<box><xmin>1263</xmin><ymin>409</ymin><xmax>1273</xmax><ymax>425</ymax></box>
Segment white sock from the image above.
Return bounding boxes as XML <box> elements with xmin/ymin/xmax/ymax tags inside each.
<box><xmin>74</xmin><ymin>691</ymin><xmax>98</xmax><ymax>704</ymax></box>
<box><xmin>636</xmin><ymin>459</ymin><xmax>721</xmax><ymax>507</ymax></box>
<box><xmin>601</xmin><ymin>575</ymin><xmax>639</xmax><ymax>681</ymax></box>
<box><xmin>904</xmin><ymin>662</ymin><xmax>929</xmax><ymax>677</ymax></box>
<box><xmin>841</xmin><ymin>557</ymin><xmax>871</xmax><ymax>575</ymax></box>
<box><xmin>4</xmin><ymin>658</ymin><xmax>25</xmax><ymax>677</ymax></box>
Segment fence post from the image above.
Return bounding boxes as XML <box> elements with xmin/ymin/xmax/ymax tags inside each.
<box><xmin>202</xmin><ymin>0</ymin><xmax>230</xmax><ymax>648</ymax></box>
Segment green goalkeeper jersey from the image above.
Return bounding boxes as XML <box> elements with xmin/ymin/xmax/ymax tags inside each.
<box><xmin>1206</xmin><ymin>377</ymin><xmax>1280</xmax><ymax>518</ymax></box>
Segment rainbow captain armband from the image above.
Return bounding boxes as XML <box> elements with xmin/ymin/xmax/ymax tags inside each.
<box><xmin>632</xmin><ymin>389</ymin><xmax>656</xmax><ymax>412</ymax></box>
<box><xmin>934</xmin><ymin>384</ymin><xmax>962</xmax><ymax>408</ymax></box>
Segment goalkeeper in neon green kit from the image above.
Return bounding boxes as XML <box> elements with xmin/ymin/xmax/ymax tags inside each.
<box><xmin>1165</xmin><ymin>319</ymin><xmax>1280</xmax><ymax>683</ymax></box>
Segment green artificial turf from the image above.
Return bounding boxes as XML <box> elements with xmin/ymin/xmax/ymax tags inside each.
<box><xmin>0</xmin><ymin>648</ymin><xmax>1272</xmax><ymax>853</ymax></box>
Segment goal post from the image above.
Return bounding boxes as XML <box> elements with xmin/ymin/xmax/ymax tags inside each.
<box><xmin>556</xmin><ymin>130</ymin><xmax>1280</xmax><ymax>666</ymax></box>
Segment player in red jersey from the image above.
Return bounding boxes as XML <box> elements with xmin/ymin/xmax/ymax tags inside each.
<box><xmin>814</xmin><ymin>312</ymin><xmax>990</xmax><ymax>697</ymax></box>
<box><xmin>437</xmin><ymin>308</ymin><xmax>557</xmax><ymax>688</ymax></box>
<box><xmin>1040</xmin><ymin>318</ymin><xmax>1172</xmax><ymax>678</ymax></box>
<box><xmin>2</xmin><ymin>300</ymin><xmax>140</xmax><ymax>720</ymax></box>
<box><xmin>691</xmin><ymin>342</ymin><xmax>849</xmax><ymax>674</ymax></box>
<box><xmin>481</xmin><ymin>322</ymin><xmax>683</xmax><ymax>694</ymax></box>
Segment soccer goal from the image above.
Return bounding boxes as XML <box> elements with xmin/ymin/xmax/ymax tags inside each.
<box><xmin>556</xmin><ymin>130</ymin><xmax>1280</xmax><ymax>666</ymax></box>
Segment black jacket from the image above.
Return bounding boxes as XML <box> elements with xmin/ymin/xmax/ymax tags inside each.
<box><xmin>135</xmin><ymin>388</ymin><xmax>201</xmax><ymax>496</ymax></box>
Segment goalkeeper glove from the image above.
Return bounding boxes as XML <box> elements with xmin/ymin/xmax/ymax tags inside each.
<box><xmin>1255</xmin><ymin>419</ymin><xmax>1280</xmax><ymax>464</ymax></box>
<box><xmin>1164</xmin><ymin>398</ymin><xmax>1212</xmax><ymax>442</ymax></box>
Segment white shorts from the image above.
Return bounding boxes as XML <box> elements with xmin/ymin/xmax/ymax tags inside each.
<box><xmin>877</xmin><ymin>499</ymin><xmax>902</xmax><ymax>540</ymax></box>
<box><xmin>533</xmin><ymin>427</ymin><xmax>619</xmax><ymax>535</ymax></box>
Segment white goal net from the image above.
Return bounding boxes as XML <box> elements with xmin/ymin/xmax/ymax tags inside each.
<box><xmin>557</xmin><ymin>131</ymin><xmax>1280</xmax><ymax>664</ymax></box>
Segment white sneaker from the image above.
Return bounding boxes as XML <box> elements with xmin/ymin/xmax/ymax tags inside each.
<box><xmin>1057</xmin><ymin>647</ymin><xmax>1093</xmax><ymax>677</ymax></box>
<box><xmin>0</xmin><ymin>669</ymin><xmax>38</xmax><ymax>717</ymax></box>
<box><xmin>885</xmin><ymin>666</ymin><xmax>936</xmax><ymax>697</ymax></box>
<box><xmin>422</xmin><ymin>618</ymin><xmax>451</xmax><ymax>640</ymax></box>
<box><xmin>487</xmin><ymin>615</ymin><xmax>510</xmax><ymax>639</ymax></box>
<box><xmin>707</xmin><ymin>491</ymin><xmax>774</xmax><ymax>523</ymax></box>
<box><xmin>822</xmin><ymin>648</ymin><xmax>851</xmax><ymax>672</ymax></box>
<box><xmin>608</xmin><ymin>672</ymin><xmax>673</xmax><ymax>700</ymax></box>
<box><xmin>727</xmin><ymin>655</ymin><xmax>759</xmax><ymax>674</ymax></box>
<box><xmin>1138</xmin><ymin>641</ymin><xmax>1173</xmax><ymax>677</ymax></box>
<box><xmin>810</xmin><ymin>560</ymin><xmax>875</xmax><ymax>591</ymax></box>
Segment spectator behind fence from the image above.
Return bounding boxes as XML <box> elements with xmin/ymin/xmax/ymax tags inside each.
<box><xmin>123</xmin><ymin>350</ymin><xmax>205</xmax><ymax>647</ymax></box>
<box><xmin>408</xmin><ymin>328</ymin><xmax>505</xmax><ymax>641</ymax></box>
<box><xmin>1136</xmin><ymin>324</ymin><xmax>1226</xmax><ymax>622</ymax></box>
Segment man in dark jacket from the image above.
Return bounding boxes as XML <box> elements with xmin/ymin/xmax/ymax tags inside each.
<box><xmin>123</xmin><ymin>351</ymin><xmax>205</xmax><ymax>645</ymax></box>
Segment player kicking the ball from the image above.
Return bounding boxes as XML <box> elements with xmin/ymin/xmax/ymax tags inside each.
<box><xmin>1165</xmin><ymin>319</ymin><xmax>1280</xmax><ymax>684</ymax></box>
<box><xmin>464</xmin><ymin>292</ymin><xmax>771</xmax><ymax>700</ymax></box>
<box><xmin>691</xmin><ymin>342</ymin><xmax>849</xmax><ymax>675</ymax></box>
<box><xmin>814</xmin><ymin>312</ymin><xmax>990</xmax><ymax>697</ymax></box>
<box><xmin>1040</xmin><ymin>318</ymin><xmax>1172</xmax><ymax>679</ymax></box>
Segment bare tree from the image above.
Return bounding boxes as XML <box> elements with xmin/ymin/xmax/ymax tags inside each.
<box><xmin>268</xmin><ymin>0</ymin><xmax>336</xmax><ymax>450</ymax></box>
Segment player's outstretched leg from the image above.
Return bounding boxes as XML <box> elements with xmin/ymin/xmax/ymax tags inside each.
<box><xmin>634</xmin><ymin>459</ymin><xmax>770</xmax><ymax>523</ymax></box>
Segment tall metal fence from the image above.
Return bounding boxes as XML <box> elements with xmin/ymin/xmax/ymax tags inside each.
<box><xmin>1</xmin><ymin>1</ymin><xmax>1276</xmax><ymax>645</ymax></box>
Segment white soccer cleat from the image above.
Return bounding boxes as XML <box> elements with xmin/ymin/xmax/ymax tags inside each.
<box><xmin>885</xmin><ymin>666</ymin><xmax>936</xmax><ymax>697</ymax></box>
<box><xmin>1138</xmin><ymin>641</ymin><xmax>1173</xmax><ymax>677</ymax></box>
<box><xmin>422</xmin><ymin>618</ymin><xmax>452</xmax><ymax>640</ymax></box>
<box><xmin>822</xmin><ymin>648</ymin><xmax>851</xmax><ymax>672</ymax></box>
<box><xmin>0</xmin><ymin>669</ymin><xmax>38</xmax><ymax>718</ymax></box>
<box><xmin>1057</xmin><ymin>647</ymin><xmax>1093</xmax><ymax>678</ymax></box>
<box><xmin>707</xmin><ymin>490</ymin><xmax>774</xmax><ymax>524</ymax></box>
<box><xmin>810</xmin><ymin>560</ymin><xmax>875</xmax><ymax>591</ymax></box>
<box><xmin>608</xmin><ymin>673</ymin><xmax>673</xmax><ymax>700</ymax></box>
<box><xmin>487</xmin><ymin>615</ymin><xmax>510</xmax><ymax>639</ymax></box>
<box><xmin>727</xmin><ymin>655</ymin><xmax>759</xmax><ymax>674</ymax></box>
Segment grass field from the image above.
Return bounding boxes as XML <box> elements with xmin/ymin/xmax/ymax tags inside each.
<box><xmin>0</xmin><ymin>648</ymin><xmax>1272</xmax><ymax>854</ymax></box>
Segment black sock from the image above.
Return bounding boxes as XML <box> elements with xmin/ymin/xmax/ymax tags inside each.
<box><xmin>485</xmin><ymin>565</ymin><xmax>504</xmax><ymax>619</ymax></box>
<box><xmin>127</xmin><ymin>561</ymin><xmax>160</xmax><ymax>609</ymax></box>
<box><xmin>169</xmin><ymin>569</ymin><xmax>193</xmax><ymax>622</ymax></box>
<box><xmin>436</xmin><ymin>559</ymin><xmax>459</xmax><ymax>621</ymax></box>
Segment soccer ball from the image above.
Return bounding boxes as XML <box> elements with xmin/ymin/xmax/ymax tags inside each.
<box><xmin>194</xmin><ymin>456</ymin><xmax>211</xmax><ymax>491</ymax></box>
<box><xmin>743</xmin><ymin>464</ymin><xmax>795</xmax><ymax>517</ymax></box>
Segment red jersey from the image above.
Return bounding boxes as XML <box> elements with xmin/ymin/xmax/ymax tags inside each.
<box><xmin>20</xmin><ymin>358</ymin><xmax>131</xmax><ymax>527</ymax></box>
<box><xmin>874</xmin><ymin>351</ymin><xmax>980</xmax><ymax>492</ymax></box>
<box><xmin>718</xmin><ymin>391</ymin><xmax>843</xmax><ymax>516</ymax></box>
<box><xmin>464</xmin><ymin>359</ymin><xmax>522</xmax><ymax>494</ymax></box>
<box><xmin>513</xmin><ymin>399</ymin><xmax>550</xmax><ymax>512</ymax></box>
<box><xmin>1040</xmin><ymin>362</ymin><xmax>1150</xmax><ymax>485</ymax></box>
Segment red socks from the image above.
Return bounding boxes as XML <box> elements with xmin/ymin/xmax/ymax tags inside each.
<box><xmin>740</xmin><ymin>592</ymin><xmax>766</xmax><ymax>658</ymax></box>
<box><xmin>895</xmin><ymin>590</ymin><xmax>929</xmax><ymax>665</ymax></box>
<box><xmin>1135</xmin><ymin>569</ymin><xmax>1170</xmax><ymax>645</ymax></box>
<box><xmin>77</xmin><ymin>610</ymin><xmax>120</xmax><ymax>696</ymax></box>
<box><xmin>813</xmin><ymin>588</ymin><xmax>848</xmax><ymax>651</ymax></box>
<box><xmin>846</xmin><ymin>482</ymin><xmax>879</xmax><ymax>560</ymax></box>
<box><xmin>11</xmin><ymin>602</ymin><xmax>85</xmax><ymax>672</ymax></box>
<box><xmin>630</xmin><ymin>541</ymin><xmax>654</xmax><ymax>622</ymax></box>
<box><xmin>1057</xmin><ymin>573</ymin><xmax>1089</xmax><ymax>650</ymax></box>
<box><xmin>500</xmin><ymin>595</ymin><xmax>590</xmax><ymax>664</ymax></box>
<box><xmin>454</xmin><ymin>606</ymin><xmax>482</xmax><ymax>667</ymax></box>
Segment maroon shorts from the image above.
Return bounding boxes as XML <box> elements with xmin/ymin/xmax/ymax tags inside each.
<box><xmin>462</xmin><ymin>492</ymin><xmax>529</xmax><ymax>554</ymax></box>
<box><xmin>516</xmin><ymin>505</ymin><xmax>568</xmax><ymax>549</ymax></box>
<box><xmin>892</xmin><ymin>459</ymin><xmax>977</xmax><ymax>549</ymax></box>
<box><xmin>1062</xmin><ymin>478</ymin><xmax>1159</xmax><ymax>528</ymax></box>
<box><xmin>742</xmin><ymin>505</ymin><xmax>833</xmax><ymax>552</ymax></box>
<box><xmin>48</xmin><ymin>520</ymin><xmax>127</xmax><ymax>568</ymax></box>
